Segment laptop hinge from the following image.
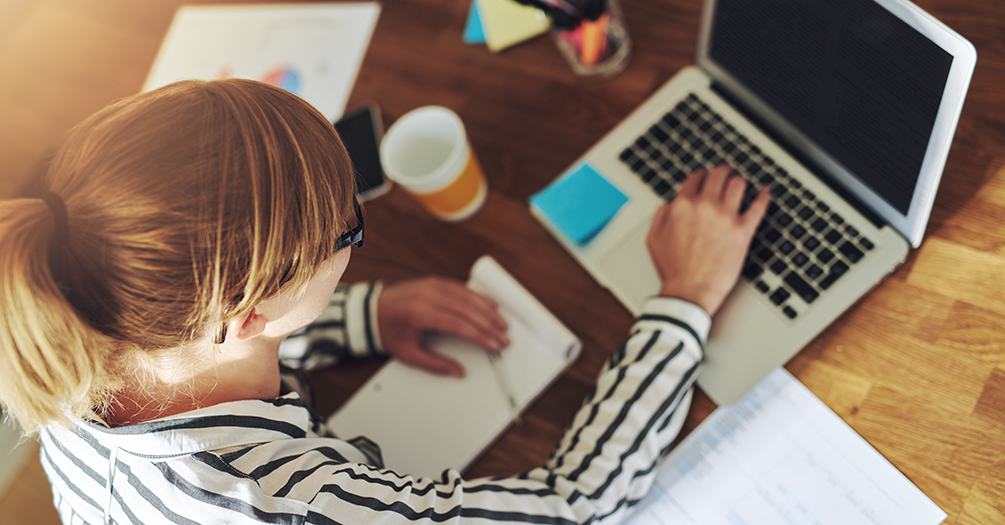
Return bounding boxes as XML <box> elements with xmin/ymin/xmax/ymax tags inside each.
<box><xmin>710</xmin><ymin>81</ymin><xmax>887</xmax><ymax>230</ymax></box>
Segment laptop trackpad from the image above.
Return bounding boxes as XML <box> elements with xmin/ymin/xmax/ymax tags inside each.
<box><xmin>596</xmin><ymin>222</ymin><xmax>661</xmax><ymax>313</ymax></box>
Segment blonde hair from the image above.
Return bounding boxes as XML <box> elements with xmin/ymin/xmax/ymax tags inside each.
<box><xmin>0</xmin><ymin>79</ymin><xmax>355</xmax><ymax>433</ymax></box>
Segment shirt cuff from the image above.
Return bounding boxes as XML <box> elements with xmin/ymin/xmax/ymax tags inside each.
<box><xmin>633</xmin><ymin>296</ymin><xmax>712</xmax><ymax>351</ymax></box>
<box><xmin>344</xmin><ymin>281</ymin><xmax>385</xmax><ymax>357</ymax></box>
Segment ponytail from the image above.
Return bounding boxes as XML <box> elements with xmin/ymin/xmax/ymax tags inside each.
<box><xmin>0</xmin><ymin>198</ymin><xmax>120</xmax><ymax>434</ymax></box>
<box><xmin>0</xmin><ymin>79</ymin><xmax>355</xmax><ymax>434</ymax></box>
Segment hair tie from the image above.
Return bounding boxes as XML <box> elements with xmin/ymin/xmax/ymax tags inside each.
<box><xmin>39</xmin><ymin>191</ymin><xmax>69</xmax><ymax>247</ymax></box>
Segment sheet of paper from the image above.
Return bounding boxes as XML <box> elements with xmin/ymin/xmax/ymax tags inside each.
<box><xmin>143</xmin><ymin>3</ymin><xmax>380</xmax><ymax>121</ymax></box>
<box><xmin>625</xmin><ymin>368</ymin><xmax>946</xmax><ymax>525</ymax></box>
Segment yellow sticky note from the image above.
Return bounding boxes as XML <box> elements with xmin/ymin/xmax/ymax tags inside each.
<box><xmin>476</xmin><ymin>0</ymin><xmax>550</xmax><ymax>53</ymax></box>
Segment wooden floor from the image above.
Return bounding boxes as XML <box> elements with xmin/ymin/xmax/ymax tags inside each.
<box><xmin>1</xmin><ymin>0</ymin><xmax>1004</xmax><ymax>523</ymax></box>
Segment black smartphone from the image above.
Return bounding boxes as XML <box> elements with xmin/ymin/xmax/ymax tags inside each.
<box><xmin>333</xmin><ymin>104</ymin><xmax>391</xmax><ymax>201</ymax></box>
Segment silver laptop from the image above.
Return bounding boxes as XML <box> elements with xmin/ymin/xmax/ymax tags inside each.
<box><xmin>531</xmin><ymin>0</ymin><xmax>976</xmax><ymax>404</ymax></box>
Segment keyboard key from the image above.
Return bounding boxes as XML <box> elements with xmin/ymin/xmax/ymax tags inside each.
<box><xmin>635</xmin><ymin>136</ymin><xmax>651</xmax><ymax>150</ymax></box>
<box><xmin>819</xmin><ymin>272</ymin><xmax>840</xmax><ymax>290</ymax></box>
<box><xmin>816</xmin><ymin>201</ymin><xmax>830</xmax><ymax>213</ymax></box>
<box><xmin>784</xmin><ymin>272</ymin><xmax>819</xmax><ymax>303</ymax></box>
<box><xmin>771</xmin><ymin>185</ymin><xmax>787</xmax><ymax>197</ymax></box>
<box><xmin>662</xmin><ymin>113</ymin><xmax>681</xmax><ymax>129</ymax></box>
<box><xmin>632</xmin><ymin>159</ymin><xmax>646</xmax><ymax>172</ymax></box>
<box><xmin>756</xmin><ymin>247</ymin><xmax>773</xmax><ymax>262</ymax></box>
<box><xmin>817</xmin><ymin>248</ymin><xmax>835</xmax><ymax>263</ymax></box>
<box><xmin>783</xmin><ymin>306</ymin><xmax>798</xmax><ymax>319</ymax></box>
<box><xmin>650</xmin><ymin>125</ymin><xmax>669</xmax><ymax>143</ymax></box>
<box><xmin>779</xmin><ymin>240</ymin><xmax>795</xmax><ymax>254</ymax></box>
<box><xmin>860</xmin><ymin>238</ymin><xmax>875</xmax><ymax>251</ymax></box>
<box><xmin>742</xmin><ymin>262</ymin><xmax>763</xmax><ymax>281</ymax></box>
<box><xmin>839</xmin><ymin>241</ymin><xmax>865</xmax><ymax>263</ymax></box>
<box><xmin>735</xmin><ymin>152</ymin><xmax>749</xmax><ymax>164</ymax></box>
<box><xmin>755</xmin><ymin>280</ymin><xmax>770</xmax><ymax>293</ymax></box>
<box><xmin>654</xmin><ymin>180</ymin><xmax>672</xmax><ymax>196</ymax></box>
<box><xmin>830</xmin><ymin>213</ymin><xmax>845</xmax><ymax>225</ymax></box>
<box><xmin>765</xmin><ymin>228</ymin><xmax>782</xmax><ymax>243</ymax></box>
<box><xmin>790</xmin><ymin>224</ymin><xmax>806</xmax><ymax>239</ymax></box>
<box><xmin>803</xmin><ymin>189</ymin><xmax>816</xmax><ymax>200</ymax></box>
<box><xmin>770</xmin><ymin>287</ymin><xmax>791</xmax><ymax>305</ymax></box>
<box><xmin>845</xmin><ymin>225</ymin><xmax>860</xmax><ymax>237</ymax></box>
<box><xmin>777</xmin><ymin>213</ymin><xmax>793</xmax><ymax>227</ymax></box>
<box><xmin>803</xmin><ymin>236</ymin><xmax>821</xmax><ymax>252</ymax></box>
<box><xmin>770</xmin><ymin>259</ymin><xmax>787</xmax><ymax>275</ymax></box>
<box><xmin>806</xmin><ymin>264</ymin><xmax>824</xmax><ymax>279</ymax></box>
<box><xmin>831</xmin><ymin>260</ymin><xmax>850</xmax><ymax>276</ymax></box>
<box><xmin>798</xmin><ymin>206</ymin><xmax>815</xmax><ymax>220</ymax></box>
<box><xmin>661</xmin><ymin>159</ymin><xmax>675</xmax><ymax>171</ymax></box>
<box><xmin>619</xmin><ymin>148</ymin><xmax>634</xmax><ymax>161</ymax></box>
<box><xmin>824</xmin><ymin>229</ymin><xmax>843</xmax><ymax>244</ymax></box>
<box><xmin>792</xmin><ymin>252</ymin><xmax>809</xmax><ymax>267</ymax></box>
<box><xmin>785</xmin><ymin>195</ymin><xmax>801</xmax><ymax>209</ymax></box>
<box><xmin>811</xmin><ymin>218</ymin><xmax>828</xmax><ymax>232</ymax></box>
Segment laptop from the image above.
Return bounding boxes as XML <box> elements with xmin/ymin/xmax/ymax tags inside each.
<box><xmin>531</xmin><ymin>0</ymin><xmax>976</xmax><ymax>404</ymax></box>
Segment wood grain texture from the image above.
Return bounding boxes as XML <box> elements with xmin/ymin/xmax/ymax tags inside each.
<box><xmin>1</xmin><ymin>0</ymin><xmax>1004</xmax><ymax>523</ymax></box>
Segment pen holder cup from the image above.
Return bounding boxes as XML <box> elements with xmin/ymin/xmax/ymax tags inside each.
<box><xmin>550</xmin><ymin>0</ymin><xmax>632</xmax><ymax>78</ymax></box>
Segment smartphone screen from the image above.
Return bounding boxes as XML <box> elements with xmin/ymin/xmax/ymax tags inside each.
<box><xmin>334</xmin><ymin>105</ymin><xmax>390</xmax><ymax>201</ymax></box>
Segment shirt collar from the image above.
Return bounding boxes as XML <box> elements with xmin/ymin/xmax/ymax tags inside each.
<box><xmin>73</xmin><ymin>393</ymin><xmax>315</xmax><ymax>459</ymax></box>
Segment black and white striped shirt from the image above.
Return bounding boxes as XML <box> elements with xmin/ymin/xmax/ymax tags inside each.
<box><xmin>40</xmin><ymin>282</ymin><xmax>709</xmax><ymax>525</ymax></box>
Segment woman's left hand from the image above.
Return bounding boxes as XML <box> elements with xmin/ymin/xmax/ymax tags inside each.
<box><xmin>377</xmin><ymin>276</ymin><xmax>509</xmax><ymax>377</ymax></box>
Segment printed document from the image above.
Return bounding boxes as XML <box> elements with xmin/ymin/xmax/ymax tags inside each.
<box><xmin>625</xmin><ymin>368</ymin><xmax>946</xmax><ymax>525</ymax></box>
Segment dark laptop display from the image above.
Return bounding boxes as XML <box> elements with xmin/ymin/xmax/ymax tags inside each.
<box><xmin>709</xmin><ymin>0</ymin><xmax>954</xmax><ymax>215</ymax></box>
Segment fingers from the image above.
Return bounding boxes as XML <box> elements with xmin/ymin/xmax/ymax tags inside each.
<box><xmin>426</xmin><ymin>280</ymin><xmax>509</xmax><ymax>348</ymax></box>
<box><xmin>702</xmin><ymin>165</ymin><xmax>732</xmax><ymax>198</ymax></box>
<box><xmin>675</xmin><ymin>168</ymin><xmax>706</xmax><ymax>199</ymax></box>
<box><xmin>742</xmin><ymin>186</ymin><xmax>772</xmax><ymax>232</ymax></box>
<box><xmin>421</xmin><ymin>306</ymin><xmax>509</xmax><ymax>352</ymax></box>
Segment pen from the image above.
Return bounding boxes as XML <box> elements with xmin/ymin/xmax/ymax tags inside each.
<box><xmin>488</xmin><ymin>352</ymin><xmax>521</xmax><ymax>421</ymax></box>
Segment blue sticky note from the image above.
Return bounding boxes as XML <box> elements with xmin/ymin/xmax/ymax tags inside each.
<box><xmin>530</xmin><ymin>164</ymin><xmax>629</xmax><ymax>245</ymax></box>
<box><xmin>463</xmin><ymin>0</ymin><xmax>486</xmax><ymax>44</ymax></box>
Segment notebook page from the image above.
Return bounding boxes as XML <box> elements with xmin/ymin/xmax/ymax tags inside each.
<box><xmin>327</xmin><ymin>335</ymin><xmax>513</xmax><ymax>478</ymax></box>
<box><xmin>468</xmin><ymin>256</ymin><xmax>581</xmax><ymax>362</ymax></box>
<box><xmin>625</xmin><ymin>368</ymin><xmax>946</xmax><ymax>525</ymax></box>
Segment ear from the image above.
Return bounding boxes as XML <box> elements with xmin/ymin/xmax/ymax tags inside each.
<box><xmin>231</xmin><ymin>308</ymin><xmax>268</xmax><ymax>341</ymax></box>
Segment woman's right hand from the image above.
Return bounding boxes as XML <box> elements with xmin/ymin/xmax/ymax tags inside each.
<box><xmin>646</xmin><ymin>165</ymin><xmax>771</xmax><ymax>316</ymax></box>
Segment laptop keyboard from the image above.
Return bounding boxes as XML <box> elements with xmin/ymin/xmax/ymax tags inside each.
<box><xmin>618</xmin><ymin>93</ymin><xmax>875</xmax><ymax>320</ymax></box>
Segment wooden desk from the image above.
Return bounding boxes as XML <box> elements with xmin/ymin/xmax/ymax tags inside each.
<box><xmin>1</xmin><ymin>0</ymin><xmax>1003</xmax><ymax>523</ymax></box>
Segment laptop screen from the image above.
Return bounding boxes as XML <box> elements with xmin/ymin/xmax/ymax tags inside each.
<box><xmin>706</xmin><ymin>0</ymin><xmax>954</xmax><ymax>216</ymax></box>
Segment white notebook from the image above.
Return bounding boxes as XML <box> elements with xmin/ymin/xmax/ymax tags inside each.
<box><xmin>327</xmin><ymin>256</ymin><xmax>581</xmax><ymax>478</ymax></box>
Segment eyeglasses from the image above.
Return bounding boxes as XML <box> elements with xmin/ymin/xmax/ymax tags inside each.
<box><xmin>334</xmin><ymin>199</ymin><xmax>364</xmax><ymax>253</ymax></box>
<box><xmin>213</xmin><ymin>201</ymin><xmax>363</xmax><ymax>344</ymax></box>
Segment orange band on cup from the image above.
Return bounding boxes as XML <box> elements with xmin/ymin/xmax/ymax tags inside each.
<box><xmin>411</xmin><ymin>152</ymin><xmax>485</xmax><ymax>217</ymax></box>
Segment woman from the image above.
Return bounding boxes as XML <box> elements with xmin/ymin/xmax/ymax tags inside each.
<box><xmin>0</xmin><ymin>79</ymin><xmax>768</xmax><ymax>524</ymax></box>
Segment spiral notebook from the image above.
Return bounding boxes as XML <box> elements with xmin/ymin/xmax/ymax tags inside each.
<box><xmin>327</xmin><ymin>256</ymin><xmax>581</xmax><ymax>478</ymax></box>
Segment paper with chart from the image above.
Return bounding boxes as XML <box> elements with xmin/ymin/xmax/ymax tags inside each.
<box><xmin>144</xmin><ymin>3</ymin><xmax>380</xmax><ymax>121</ymax></box>
<box><xmin>625</xmin><ymin>368</ymin><xmax>945</xmax><ymax>525</ymax></box>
